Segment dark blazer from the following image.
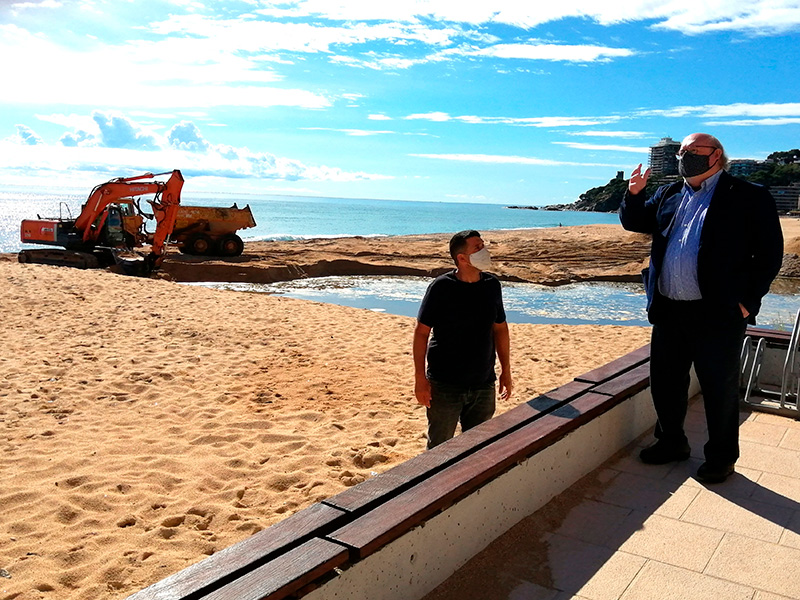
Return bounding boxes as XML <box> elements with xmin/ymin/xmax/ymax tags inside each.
<box><xmin>619</xmin><ymin>170</ymin><xmax>784</xmax><ymax>324</ymax></box>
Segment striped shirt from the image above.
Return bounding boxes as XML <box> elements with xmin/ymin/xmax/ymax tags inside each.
<box><xmin>658</xmin><ymin>170</ymin><xmax>722</xmax><ymax>300</ymax></box>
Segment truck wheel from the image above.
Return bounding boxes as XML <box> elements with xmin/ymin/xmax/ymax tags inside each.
<box><xmin>218</xmin><ymin>234</ymin><xmax>244</xmax><ymax>257</ymax></box>
<box><xmin>185</xmin><ymin>233</ymin><xmax>213</xmax><ymax>255</ymax></box>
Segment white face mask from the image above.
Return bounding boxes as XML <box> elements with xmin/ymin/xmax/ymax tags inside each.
<box><xmin>468</xmin><ymin>247</ymin><xmax>492</xmax><ymax>271</ymax></box>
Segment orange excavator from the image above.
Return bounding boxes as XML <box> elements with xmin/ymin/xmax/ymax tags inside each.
<box><xmin>19</xmin><ymin>170</ymin><xmax>184</xmax><ymax>275</ymax></box>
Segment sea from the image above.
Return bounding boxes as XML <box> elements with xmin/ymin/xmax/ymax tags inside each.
<box><xmin>0</xmin><ymin>191</ymin><xmax>619</xmax><ymax>253</ymax></box>
<box><xmin>4</xmin><ymin>191</ymin><xmax>798</xmax><ymax>328</ymax></box>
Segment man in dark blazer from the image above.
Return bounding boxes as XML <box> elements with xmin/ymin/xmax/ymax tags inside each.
<box><xmin>619</xmin><ymin>132</ymin><xmax>783</xmax><ymax>483</ymax></box>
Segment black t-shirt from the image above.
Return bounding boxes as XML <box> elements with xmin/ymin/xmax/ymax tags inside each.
<box><xmin>417</xmin><ymin>271</ymin><xmax>507</xmax><ymax>386</ymax></box>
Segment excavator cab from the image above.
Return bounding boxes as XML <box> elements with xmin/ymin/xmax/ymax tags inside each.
<box><xmin>104</xmin><ymin>205</ymin><xmax>126</xmax><ymax>247</ymax></box>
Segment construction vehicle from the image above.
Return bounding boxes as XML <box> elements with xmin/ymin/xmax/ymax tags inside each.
<box><xmin>173</xmin><ymin>204</ymin><xmax>256</xmax><ymax>256</ymax></box>
<box><xmin>19</xmin><ymin>170</ymin><xmax>184</xmax><ymax>275</ymax></box>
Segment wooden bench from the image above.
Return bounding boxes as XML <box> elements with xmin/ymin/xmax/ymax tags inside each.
<box><xmin>127</xmin><ymin>345</ymin><xmax>653</xmax><ymax>600</ymax></box>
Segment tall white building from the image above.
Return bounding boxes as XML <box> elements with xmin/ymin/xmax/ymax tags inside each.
<box><xmin>649</xmin><ymin>137</ymin><xmax>681</xmax><ymax>176</ymax></box>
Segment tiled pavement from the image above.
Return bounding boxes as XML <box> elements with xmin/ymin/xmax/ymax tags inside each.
<box><xmin>424</xmin><ymin>398</ymin><xmax>800</xmax><ymax>600</ymax></box>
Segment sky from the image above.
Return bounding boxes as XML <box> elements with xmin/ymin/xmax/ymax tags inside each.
<box><xmin>1</xmin><ymin>0</ymin><xmax>799</xmax><ymax>206</ymax></box>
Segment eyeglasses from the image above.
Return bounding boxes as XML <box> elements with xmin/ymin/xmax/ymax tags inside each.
<box><xmin>676</xmin><ymin>145</ymin><xmax>719</xmax><ymax>158</ymax></box>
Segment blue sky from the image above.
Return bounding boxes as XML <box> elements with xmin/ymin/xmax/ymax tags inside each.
<box><xmin>1</xmin><ymin>0</ymin><xmax>799</xmax><ymax>205</ymax></box>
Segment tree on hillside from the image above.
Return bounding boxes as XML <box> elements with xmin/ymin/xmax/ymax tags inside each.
<box><xmin>572</xmin><ymin>174</ymin><xmax>677</xmax><ymax>213</ymax></box>
<box><xmin>767</xmin><ymin>149</ymin><xmax>800</xmax><ymax>164</ymax></box>
<box><xmin>748</xmin><ymin>163</ymin><xmax>800</xmax><ymax>187</ymax></box>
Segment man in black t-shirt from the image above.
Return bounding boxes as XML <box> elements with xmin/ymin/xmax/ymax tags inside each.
<box><xmin>413</xmin><ymin>230</ymin><xmax>513</xmax><ymax>449</ymax></box>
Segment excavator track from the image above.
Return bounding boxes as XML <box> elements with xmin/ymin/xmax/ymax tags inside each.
<box><xmin>18</xmin><ymin>249</ymin><xmax>100</xmax><ymax>269</ymax></box>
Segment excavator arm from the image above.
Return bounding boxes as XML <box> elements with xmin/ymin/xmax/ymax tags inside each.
<box><xmin>75</xmin><ymin>170</ymin><xmax>184</xmax><ymax>249</ymax></box>
<box><xmin>147</xmin><ymin>170</ymin><xmax>184</xmax><ymax>267</ymax></box>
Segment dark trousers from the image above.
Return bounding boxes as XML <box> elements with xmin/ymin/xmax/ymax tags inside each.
<box><xmin>650</xmin><ymin>299</ymin><xmax>748</xmax><ymax>465</ymax></box>
<box><xmin>426</xmin><ymin>380</ymin><xmax>495</xmax><ymax>449</ymax></box>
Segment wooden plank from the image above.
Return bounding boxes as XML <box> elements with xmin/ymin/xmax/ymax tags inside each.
<box><xmin>564</xmin><ymin>388</ymin><xmax>631</xmax><ymax>423</ymax></box>
<box><xmin>199</xmin><ymin>538</ymin><xmax>348</xmax><ymax>600</ymax></box>
<box><xmin>591</xmin><ymin>362</ymin><xmax>650</xmax><ymax>401</ymax></box>
<box><xmin>323</xmin><ymin>399</ymin><xmax>544</xmax><ymax>514</ymax></box>
<box><xmin>324</xmin><ymin>381</ymin><xmax>593</xmax><ymax>515</ymax></box>
<box><xmin>746</xmin><ymin>326</ymin><xmax>792</xmax><ymax>343</ymax></box>
<box><xmin>540</xmin><ymin>379</ymin><xmax>594</xmax><ymax>402</ymax></box>
<box><xmin>574</xmin><ymin>344</ymin><xmax>650</xmax><ymax>384</ymax></box>
<box><xmin>329</xmin><ymin>395</ymin><xmax>613</xmax><ymax>559</ymax></box>
<box><xmin>127</xmin><ymin>503</ymin><xmax>346</xmax><ymax>600</ymax></box>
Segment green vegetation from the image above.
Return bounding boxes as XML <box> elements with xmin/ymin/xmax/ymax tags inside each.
<box><xmin>567</xmin><ymin>150</ymin><xmax>800</xmax><ymax>213</ymax></box>
<box><xmin>747</xmin><ymin>150</ymin><xmax>800</xmax><ymax>186</ymax></box>
<box><xmin>568</xmin><ymin>174</ymin><xmax>676</xmax><ymax>213</ymax></box>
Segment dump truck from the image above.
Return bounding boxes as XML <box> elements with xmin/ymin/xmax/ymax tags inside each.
<box><xmin>173</xmin><ymin>204</ymin><xmax>256</xmax><ymax>257</ymax></box>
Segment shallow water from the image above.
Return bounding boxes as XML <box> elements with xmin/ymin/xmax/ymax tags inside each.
<box><xmin>188</xmin><ymin>276</ymin><xmax>800</xmax><ymax>329</ymax></box>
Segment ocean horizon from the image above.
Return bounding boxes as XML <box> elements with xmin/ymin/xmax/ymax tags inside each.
<box><xmin>0</xmin><ymin>191</ymin><xmax>620</xmax><ymax>254</ymax></box>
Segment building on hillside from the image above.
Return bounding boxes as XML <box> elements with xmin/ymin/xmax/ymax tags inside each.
<box><xmin>768</xmin><ymin>182</ymin><xmax>800</xmax><ymax>213</ymax></box>
<box><xmin>729</xmin><ymin>159</ymin><xmax>767</xmax><ymax>178</ymax></box>
<box><xmin>649</xmin><ymin>137</ymin><xmax>680</xmax><ymax>176</ymax></box>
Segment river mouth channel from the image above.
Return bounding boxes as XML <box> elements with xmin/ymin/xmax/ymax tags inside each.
<box><xmin>187</xmin><ymin>276</ymin><xmax>800</xmax><ymax>328</ymax></box>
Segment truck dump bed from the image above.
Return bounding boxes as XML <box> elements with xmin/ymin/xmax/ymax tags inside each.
<box><xmin>173</xmin><ymin>204</ymin><xmax>256</xmax><ymax>237</ymax></box>
<box><xmin>172</xmin><ymin>204</ymin><xmax>257</xmax><ymax>256</ymax></box>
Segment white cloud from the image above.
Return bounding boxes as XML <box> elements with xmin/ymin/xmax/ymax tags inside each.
<box><xmin>8</xmin><ymin>0</ymin><xmax>62</xmax><ymax>13</ymax></box>
<box><xmin>637</xmin><ymin>102</ymin><xmax>800</xmax><ymax>127</ymax></box>
<box><xmin>252</xmin><ymin>0</ymin><xmax>800</xmax><ymax>35</ymax></box>
<box><xmin>329</xmin><ymin>53</ymin><xmax>428</xmax><ymax>70</ymax></box>
<box><xmin>450</xmin><ymin>42</ymin><xmax>635</xmax><ymax>62</ymax></box>
<box><xmin>0</xmin><ymin>23</ymin><xmax>330</xmax><ymax>110</ymax></box>
<box><xmin>11</xmin><ymin>125</ymin><xmax>43</xmax><ymax>145</ymax></box>
<box><xmin>342</xmin><ymin>93</ymin><xmax>366</xmax><ymax>103</ymax></box>
<box><xmin>403</xmin><ymin>112</ymin><xmax>621</xmax><ymax>127</ymax></box>
<box><xmin>411</xmin><ymin>153</ymin><xmax>620</xmax><ymax>167</ymax></box>
<box><xmin>167</xmin><ymin>121</ymin><xmax>212</xmax><ymax>151</ymax></box>
<box><xmin>638</xmin><ymin>102</ymin><xmax>800</xmax><ymax>118</ymax></box>
<box><xmin>652</xmin><ymin>1</ymin><xmax>800</xmax><ymax>35</ymax></box>
<box><xmin>148</xmin><ymin>13</ymin><xmax>462</xmax><ymax>54</ymax></box>
<box><xmin>302</xmin><ymin>127</ymin><xmax>398</xmax><ymax>136</ymax></box>
<box><xmin>4</xmin><ymin>2</ymin><xmax>789</xmax><ymax>119</ymax></box>
<box><xmin>368</xmin><ymin>114</ymin><xmax>393</xmax><ymax>120</ymax></box>
<box><xmin>704</xmin><ymin>117</ymin><xmax>800</xmax><ymax>126</ymax></box>
<box><xmin>553</xmin><ymin>142</ymin><xmax>650</xmax><ymax>153</ymax></box>
<box><xmin>405</xmin><ymin>111</ymin><xmax>452</xmax><ymax>122</ymax></box>
<box><xmin>92</xmin><ymin>112</ymin><xmax>161</xmax><ymax>150</ymax></box>
<box><xmin>565</xmin><ymin>130</ymin><xmax>649</xmax><ymax>138</ymax></box>
<box><xmin>59</xmin><ymin>130</ymin><xmax>93</xmax><ymax>147</ymax></box>
<box><xmin>0</xmin><ymin>111</ymin><xmax>388</xmax><ymax>183</ymax></box>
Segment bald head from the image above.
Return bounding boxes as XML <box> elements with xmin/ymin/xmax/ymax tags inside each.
<box><xmin>681</xmin><ymin>132</ymin><xmax>722</xmax><ymax>150</ymax></box>
<box><xmin>680</xmin><ymin>133</ymin><xmax>728</xmax><ymax>170</ymax></box>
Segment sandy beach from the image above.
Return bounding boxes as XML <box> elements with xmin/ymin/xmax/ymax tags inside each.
<box><xmin>1</xmin><ymin>220</ymin><xmax>797</xmax><ymax>599</ymax></box>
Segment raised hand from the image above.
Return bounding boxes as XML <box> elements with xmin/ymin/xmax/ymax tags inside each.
<box><xmin>628</xmin><ymin>163</ymin><xmax>651</xmax><ymax>195</ymax></box>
